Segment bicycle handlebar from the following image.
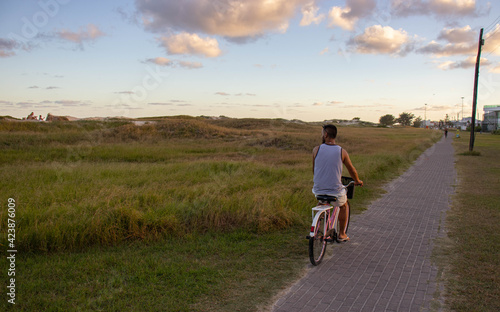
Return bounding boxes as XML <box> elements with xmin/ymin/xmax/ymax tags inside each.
<box><xmin>343</xmin><ymin>181</ymin><xmax>355</xmax><ymax>188</ymax></box>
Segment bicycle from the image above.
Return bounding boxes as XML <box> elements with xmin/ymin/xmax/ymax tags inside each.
<box><xmin>306</xmin><ymin>177</ymin><xmax>355</xmax><ymax>266</ymax></box>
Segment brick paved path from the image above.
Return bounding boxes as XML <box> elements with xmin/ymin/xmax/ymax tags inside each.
<box><xmin>272</xmin><ymin>136</ymin><xmax>455</xmax><ymax>312</ymax></box>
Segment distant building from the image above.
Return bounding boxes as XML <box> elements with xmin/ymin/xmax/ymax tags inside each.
<box><xmin>483</xmin><ymin>105</ymin><xmax>500</xmax><ymax>132</ymax></box>
<box><xmin>456</xmin><ymin>117</ymin><xmax>481</xmax><ymax>130</ymax></box>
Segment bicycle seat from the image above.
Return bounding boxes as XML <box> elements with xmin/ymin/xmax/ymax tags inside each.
<box><xmin>316</xmin><ymin>195</ymin><xmax>338</xmax><ymax>203</ymax></box>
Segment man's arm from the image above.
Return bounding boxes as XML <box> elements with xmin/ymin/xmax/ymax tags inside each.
<box><xmin>341</xmin><ymin>149</ymin><xmax>363</xmax><ymax>186</ymax></box>
<box><xmin>312</xmin><ymin>146</ymin><xmax>319</xmax><ymax>174</ymax></box>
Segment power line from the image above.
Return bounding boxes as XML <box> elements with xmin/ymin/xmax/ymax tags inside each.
<box><xmin>485</xmin><ymin>26</ymin><xmax>500</xmax><ymax>39</ymax></box>
<box><xmin>484</xmin><ymin>43</ymin><xmax>500</xmax><ymax>57</ymax></box>
<box><xmin>483</xmin><ymin>24</ymin><xmax>500</xmax><ymax>57</ymax></box>
<box><xmin>485</xmin><ymin>15</ymin><xmax>500</xmax><ymax>32</ymax></box>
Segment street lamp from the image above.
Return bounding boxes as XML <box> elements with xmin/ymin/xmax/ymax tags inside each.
<box><xmin>461</xmin><ymin>96</ymin><xmax>464</xmax><ymax>121</ymax></box>
<box><xmin>424</xmin><ymin>103</ymin><xmax>427</xmax><ymax>128</ymax></box>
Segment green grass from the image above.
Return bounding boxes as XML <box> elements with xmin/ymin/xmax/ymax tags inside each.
<box><xmin>0</xmin><ymin>117</ymin><xmax>440</xmax><ymax>310</ymax></box>
<box><xmin>5</xmin><ymin>229</ymin><xmax>307</xmax><ymax>312</ymax></box>
<box><xmin>458</xmin><ymin>150</ymin><xmax>481</xmax><ymax>156</ymax></box>
<box><xmin>437</xmin><ymin>134</ymin><xmax>500</xmax><ymax>311</ymax></box>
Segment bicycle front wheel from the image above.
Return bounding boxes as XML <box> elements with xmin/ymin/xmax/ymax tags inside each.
<box><xmin>309</xmin><ymin>212</ymin><xmax>327</xmax><ymax>266</ymax></box>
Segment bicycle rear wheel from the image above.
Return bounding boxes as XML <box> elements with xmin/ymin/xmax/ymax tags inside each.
<box><xmin>309</xmin><ymin>212</ymin><xmax>327</xmax><ymax>266</ymax></box>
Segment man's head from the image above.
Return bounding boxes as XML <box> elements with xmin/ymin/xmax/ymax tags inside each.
<box><xmin>322</xmin><ymin>124</ymin><xmax>337</xmax><ymax>143</ymax></box>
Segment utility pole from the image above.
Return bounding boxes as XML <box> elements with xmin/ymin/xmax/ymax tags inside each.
<box><xmin>469</xmin><ymin>28</ymin><xmax>484</xmax><ymax>151</ymax></box>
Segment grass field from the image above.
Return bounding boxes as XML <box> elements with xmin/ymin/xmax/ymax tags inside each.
<box><xmin>436</xmin><ymin>133</ymin><xmax>500</xmax><ymax>311</ymax></box>
<box><xmin>0</xmin><ymin>117</ymin><xmax>441</xmax><ymax>311</ymax></box>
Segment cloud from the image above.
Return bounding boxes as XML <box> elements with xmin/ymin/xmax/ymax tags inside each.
<box><xmin>0</xmin><ymin>37</ymin><xmax>34</xmax><ymax>57</ymax></box>
<box><xmin>148</xmin><ymin>102</ymin><xmax>173</xmax><ymax>106</ymax></box>
<box><xmin>9</xmin><ymin>99</ymin><xmax>91</xmax><ymax>108</ymax></box>
<box><xmin>412</xmin><ymin>104</ymin><xmax>457</xmax><ymax>111</ymax></box>
<box><xmin>0</xmin><ymin>50</ymin><xmax>14</xmax><ymax>58</ymax></box>
<box><xmin>57</xmin><ymin>24</ymin><xmax>105</xmax><ymax>44</ymax></box>
<box><xmin>135</xmin><ymin>0</ymin><xmax>310</xmax><ymax>41</ymax></box>
<box><xmin>300</xmin><ymin>2</ymin><xmax>325</xmax><ymax>26</ymax></box>
<box><xmin>391</xmin><ymin>0</ymin><xmax>484</xmax><ymax>17</ymax></box>
<box><xmin>115</xmin><ymin>91</ymin><xmax>135</xmax><ymax>94</ymax></box>
<box><xmin>326</xmin><ymin>101</ymin><xmax>344</xmax><ymax>105</ymax></box>
<box><xmin>215</xmin><ymin>92</ymin><xmax>256</xmax><ymax>96</ymax></box>
<box><xmin>490</xmin><ymin>64</ymin><xmax>500</xmax><ymax>73</ymax></box>
<box><xmin>0</xmin><ymin>38</ymin><xmax>19</xmax><ymax>57</ymax></box>
<box><xmin>54</xmin><ymin>100</ymin><xmax>90</xmax><ymax>106</ymax></box>
<box><xmin>417</xmin><ymin>40</ymin><xmax>476</xmax><ymax>57</ymax></box>
<box><xmin>348</xmin><ymin>25</ymin><xmax>414</xmax><ymax>56</ymax></box>
<box><xmin>159</xmin><ymin>32</ymin><xmax>221</xmax><ymax>57</ymax></box>
<box><xmin>429</xmin><ymin>0</ymin><xmax>481</xmax><ymax>16</ymax></box>
<box><xmin>328</xmin><ymin>0</ymin><xmax>377</xmax><ymax>31</ymax></box>
<box><xmin>253</xmin><ymin>63</ymin><xmax>277</xmax><ymax>69</ymax></box>
<box><xmin>438</xmin><ymin>25</ymin><xmax>476</xmax><ymax>43</ymax></box>
<box><xmin>416</xmin><ymin>24</ymin><xmax>486</xmax><ymax>58</ymax></box>
<box><xmin>311</xmin><ymin>100</ymin><xmax>344</xmax><ymax>106</ymax></box>
<box><xmin>27</xmin><ymin>85</ymin><xmax>61</xmax><ymax>90</ymax></box>
<box><xmin>1</xmin><ymin>35</ymin><xmax>37</xmax><ymax>57</ymax></box>
<box><xmin>328</xmin><ymin>7</ymin><xmax>357</xmax><ymax>31</ymax></box>
<box><xmin>145</xmin><ymin>57</ymin><xmax>172</xmax><ymax>66</ymax></box>
<box><xmin>437</xmin><ymin>56</ymin><xmax>491</xmax><ymax>70</ymax></box>
<box><xmin>178</xmin><ymin>61</ymin><xmax>203</xmax><ymax>69</ymax></box>
<box><xmin>16</xmin><ymin>102</ymin><xmax>37</xmax><ymax>108</ymax></box>
<box><xmin>150</xmin><ymin>101</ymin><xmax>192</xmax><ymax>107</ymax></box>
<box><xmin>320</xmin><ymin>47</ymin><xmax>330</xmax><ymax>55</ymax></box>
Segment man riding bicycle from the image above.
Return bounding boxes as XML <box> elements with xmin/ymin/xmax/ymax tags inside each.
<box><xmin>312</xmin><ymin>124</ymin><xmax>363</xmax><ymax>242</ymax></box>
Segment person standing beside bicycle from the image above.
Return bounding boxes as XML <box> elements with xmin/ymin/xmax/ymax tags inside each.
<box><xmin>312</xmin><ymin>124</ymin><xmax>363</xmax><ymax>242</ymax></box>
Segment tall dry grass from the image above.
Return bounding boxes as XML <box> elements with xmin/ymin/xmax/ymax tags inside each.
<box><xmin>0</xmin><ymin>117</ymin><xmax>439</xmax><ymax>252</ymax></box>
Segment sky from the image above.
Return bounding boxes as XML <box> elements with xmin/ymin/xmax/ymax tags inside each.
<box><xmin>1</xmin><ymin>0</ymin><xmax>500</xmax><ymax>123</ymax></box>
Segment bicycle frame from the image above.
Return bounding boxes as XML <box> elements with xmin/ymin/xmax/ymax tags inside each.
<box><xmin>308</xmin><ymin>180</ymin><xmax>355</xmax><ymax>265</ymax></box>
<box><xmin>309</xmin><ymin>204</ymin><xmax>340</xmax><ymax>239</ymax></box>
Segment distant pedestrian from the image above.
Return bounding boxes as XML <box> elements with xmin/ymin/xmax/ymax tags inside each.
<box><xmin>444</xmin><ymin>128</ymin><xmax>448</xmax><ymax>138</ymax></box>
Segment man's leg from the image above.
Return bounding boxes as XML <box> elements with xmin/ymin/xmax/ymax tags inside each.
<box><xmin>338</xmin><ymin>202</ymin><xmax>349</xmax><ymax>239</ymax></box>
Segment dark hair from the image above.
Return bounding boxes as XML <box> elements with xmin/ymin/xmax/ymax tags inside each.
<box><xmin>322</xmin><ymin>124</ymin><xmax>337</xmax><ymax>139</ymax></box>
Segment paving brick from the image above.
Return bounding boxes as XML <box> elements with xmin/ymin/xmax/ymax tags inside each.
<box><xmin>271</xmin><ymin>137</ymin><xmax>455</xmax><ymax>312</ymax></box>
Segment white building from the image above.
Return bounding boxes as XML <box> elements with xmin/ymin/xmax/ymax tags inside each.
<box><xmin>483</xmin><ymin>105</ymin><xmax>500</xmax><ymax>131</ymax></box>
<box><xmin>456</xmin><ymin>117</ymin><xmax>481</xmax><ymax>130</ymax></box>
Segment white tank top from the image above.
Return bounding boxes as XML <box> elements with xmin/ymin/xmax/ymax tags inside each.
<box><xmin>312</xmin><ymin>144</ymin><xmax>345</xmax><ymax>196</ymax></box>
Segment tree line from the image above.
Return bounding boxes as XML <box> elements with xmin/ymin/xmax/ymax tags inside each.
<box><xmin>379</xmin><ymin>112</ymin><xmax>423</xmax><ymax>127</ymax></box>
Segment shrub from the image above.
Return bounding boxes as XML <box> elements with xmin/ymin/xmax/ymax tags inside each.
<box><xmin>379</xmin><ymin>114</ymin><xmax>395</xmax><ymax>127</ymax></box>
<box><xmin>466</xmin><ymin>125</ymin><xmax>482</xmax><ymax>132</ymax></box>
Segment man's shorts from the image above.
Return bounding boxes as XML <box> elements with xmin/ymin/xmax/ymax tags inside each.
<box><xmin>336</xmin><ymin>194</ymin><xmax>347</xmax><ymax>207</ymax></box>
